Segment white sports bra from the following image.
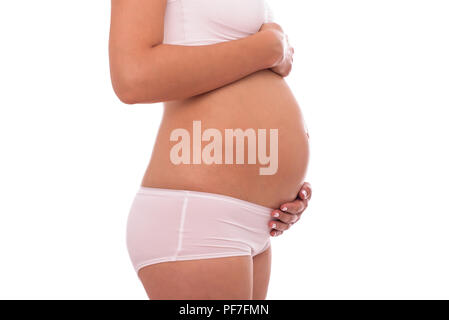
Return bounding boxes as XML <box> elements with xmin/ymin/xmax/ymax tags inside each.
<box><xmin>163</xmin><ymin>0</ymin><xmax>275</xmax><ymax>46</ymax></box>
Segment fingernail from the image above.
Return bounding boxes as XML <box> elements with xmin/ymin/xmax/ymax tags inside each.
<box><xmin>302</xmin><ymin>190</ymin><xmax>308</xmax><ymax>198</ymax></box>
<box><xmin>273</xmin><ymin>212</ymin><xmax>279</xmax><ymax>217</ymax></box>
<box><xmin>272</xmin><ymin>223</ymin><xmax>277</xmax><ymax>229</ymax></box>
<box><xmin>281</xmin><ymin>207</ymin><xmax>288</xmax><ymax>212</ymax></box>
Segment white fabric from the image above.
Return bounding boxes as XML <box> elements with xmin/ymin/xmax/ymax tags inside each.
<box><xmin>163</xmin><ymin>0</ymin><xmax>275</xmax><ymax>46</ymax></box>
<box><xmin>126</xmin><ymin>187</ymin><xmax>274</xmax><ymax>272</ymax></box>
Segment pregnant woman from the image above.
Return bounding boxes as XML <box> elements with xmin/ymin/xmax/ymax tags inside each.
<box><xmin>109</xmin><ymin>0</ymin><xmax>311</xmax><ymax>299</ymax></box>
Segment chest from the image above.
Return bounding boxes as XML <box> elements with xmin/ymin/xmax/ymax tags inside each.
<box><xmin>164</xmin><ymin>0</ymin><xmax>270</xmax><ymax>45</ymax></box>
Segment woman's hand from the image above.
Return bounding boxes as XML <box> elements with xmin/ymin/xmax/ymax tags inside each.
<box><xmin>259</xmin><ymin>23</ymin><xmax>295</xmax><ymax>77</ymax></box>
<box><xmin>269</xmin><ymin>182</ymin><xmax>312</xmax><ymax>237</ymax></box>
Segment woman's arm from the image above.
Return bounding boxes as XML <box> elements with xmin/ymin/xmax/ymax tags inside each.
<box><xmin>109</xmin><ymin>0</ymin><xmax>285</xmax><ymax>104</ymax></box>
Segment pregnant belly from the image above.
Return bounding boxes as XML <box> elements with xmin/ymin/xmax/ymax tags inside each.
<box><xmin>142</xmin><ymin>70</ymin><xmax>309</xmax><ymax>208</ymax></box>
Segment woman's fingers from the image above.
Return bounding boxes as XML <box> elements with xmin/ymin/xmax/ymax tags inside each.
<box><xmin>270</xmin><ymin>230</ymin><xmax>284</xmax><ymax>237</ymax></box>
<box><xmin>269</xmin><ymin>220</ymin><xmax>291</xmax><ymax>232</ymax></box>
<box><xmin>299</xmin><ymin>182</ymin><xmax>312</xmax><ymax>200</ymax></box>
<box><xmin>271</xmin><ymin>210</ymin><xmax>300</xmax><ymax>224</ymax></box>
<box><xmin>269</xmin><ymin>209</ymin><xmax>301</xmax><ymax>237</ymax></box>
<box><xmin>280</xmin><ymin>198</ymin><xmax>308</xmax><ymax>215</ymax></box>
<box><xmin>269</xmin><ymin>182</ymin><xmax>312</xmax><ymax>238</ymax></box>
<box><xmin>269</xmin><ymin>220</ymin><xmax>294</xmax><ymax>237</ymax></box>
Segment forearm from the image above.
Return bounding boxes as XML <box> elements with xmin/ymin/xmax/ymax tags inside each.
<box><xmin>110</xmin><ymin>31</ymin><xmax>279</xmax><ymax>104</ymax></box>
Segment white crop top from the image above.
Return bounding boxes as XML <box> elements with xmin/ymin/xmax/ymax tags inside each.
<box><xmin>163</xmin><ymin>0</ymin><xmax>275</xmax><ymax>46</ymax></box>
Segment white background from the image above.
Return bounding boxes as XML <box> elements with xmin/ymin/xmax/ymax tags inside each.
<box><xmin>0</xmin><ymin>0</ymin><xmax>448</xmax><ymax>299</ymax></box>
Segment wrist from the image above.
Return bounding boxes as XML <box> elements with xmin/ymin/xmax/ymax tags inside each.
<box><xmin>259</xmin><ymin>29</ymin><xmax>284</xmax><ymax>69</ymax></box>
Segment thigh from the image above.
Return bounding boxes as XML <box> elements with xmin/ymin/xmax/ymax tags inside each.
<box><xmin>252</xmin><ymin>246</ymin><xmax>272</xmax><ymax>300</ymax></box>
<box><xmin>138</xmin><ymin>255</ymin><xmax>253</xmax><ymax>300</ymax></box>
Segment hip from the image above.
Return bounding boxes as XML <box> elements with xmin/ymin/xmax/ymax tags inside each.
<box><xmin>126</xmin><ymin>187</ymin><xmax>274</xmax><ymax>272</ymax></box>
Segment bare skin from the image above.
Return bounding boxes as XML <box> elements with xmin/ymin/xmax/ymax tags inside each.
<box><xmin>109</xmin><ymin>0</ymin><xmax>289</xmax><ymax>104</ymax></box>
<box><xmin>138</xmin><ymin>247</ymin><xmax>271</xmax><ymax>300</ymax></box>
<box><xmin>143</xmin><ymin>69</ymin><xmax>309</xmax><ymax>208</ymax></box>
<box><xmin>270</xmin><ymin>182</ymin><xmax>312</xmax><ymax>237</ymax></box>
<box><xmin>110</xmin><ymin>0</ymin><xmax>309</xmax><ymax>299</ymax></box>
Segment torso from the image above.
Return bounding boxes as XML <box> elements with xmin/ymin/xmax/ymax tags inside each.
<box><xmin>142</xmin><ymin>70</ymin><xmax>309</xmax><ymax>208</ymax></box>
<box><xmin>141</xmin><ymin>0</ymin><xmax>309</xmax><ymax>209</ymax></box>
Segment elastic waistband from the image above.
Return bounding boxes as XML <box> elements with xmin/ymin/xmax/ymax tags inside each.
<box><xmin>137</xmin><ymin>187</ymin><xmax>273</xmax><ymax>215</ymax></box>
